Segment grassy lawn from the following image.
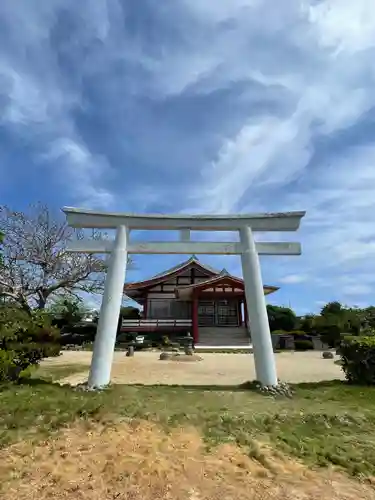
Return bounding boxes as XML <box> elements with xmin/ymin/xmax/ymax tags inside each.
<box><xmin>1</xmin><ymin>377</ymin><xmax>375</xmax><ymax>478</ymax></box>
<box><xmin>29</xmin><ymin>363</ymin><xmax>88</xmax><ymax>382</ymax></box>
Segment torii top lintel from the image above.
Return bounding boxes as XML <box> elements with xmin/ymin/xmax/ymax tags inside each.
<box><xmin>62</xmin><ymin>207</ymin><xmax>306</xmax><ymax>232</ymax></box>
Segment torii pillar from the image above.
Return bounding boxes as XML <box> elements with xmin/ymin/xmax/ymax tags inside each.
<box><xmin>240</xmin><ymin>226</ymin><xmax>277</xmax><ymax>385</ymax></box>
<box><xmin>88</xmin><ymin>225</ymin><xmax>128</xmax><ymax>388</ymax></box>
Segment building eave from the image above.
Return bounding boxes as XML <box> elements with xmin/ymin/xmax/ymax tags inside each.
<box><xmin>175</xmin><ymin>273</ymin><xmax>279</xmax><ymax>299</ymax></box>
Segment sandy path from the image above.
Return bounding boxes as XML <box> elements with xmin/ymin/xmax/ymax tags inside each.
<box><xmin>49</xmin><ymin>350</ymin><xmax>344</xmax><ymax>386</ymax></box>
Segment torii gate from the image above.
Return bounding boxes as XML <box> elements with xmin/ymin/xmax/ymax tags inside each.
<box><xmin>63</xmin><ymin>207</ymin><xmax>305</xmax><ymax>389</ymax></box>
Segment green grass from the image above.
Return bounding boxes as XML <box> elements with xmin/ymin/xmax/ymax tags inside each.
<box><xmin>29</xmin><ymin>363</ymin><xmax>88</xmax><ymax>382</ymax></box>
<box><xmin>1</xmin><ymin>379</ymin><xmax>375</xmax><ymax>477</ymax></box>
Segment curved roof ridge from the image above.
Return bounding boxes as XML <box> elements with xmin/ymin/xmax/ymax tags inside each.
<box><xmin>175</xmin><ymin>273</ymin><xmax>279</xmax><ymax>298</ymax></box>
<box><xmin>149</xmin><ymin>255</ymin><xmax>196</xmax><ymax>280</ymax></box>
<box><xmin>219</xmin><ymin>268</ymin><xmax>230</xmax><ymax>276</ymax></box>
<box><xmin>124</xmin><ymin>255</ymin><xmax>221</xmax><ymax>290</ymax></box>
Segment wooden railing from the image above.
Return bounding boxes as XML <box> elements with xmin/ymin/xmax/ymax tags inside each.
<box><xmin>121</xmin><ymin>319</ymin><xmax>192</xmax><ymax>330</ymax></box>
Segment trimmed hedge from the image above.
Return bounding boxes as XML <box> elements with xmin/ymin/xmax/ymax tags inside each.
<box><xmin>294</xmin><ymin>339</ymin><xmax>314</xmax><ymax>351</ymax></box>
<box><xmin>340</xmin><ymin>336</ymin><xmax>375</xmax><ymax>385</ymax></box>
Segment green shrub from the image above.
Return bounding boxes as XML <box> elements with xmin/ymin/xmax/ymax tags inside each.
<box><xmin>340</xmin><ymin>336</ymin><xmax>375</xmax><ymax>385</ymax></box>
<box><xmin>294</xmin><ymin>339</ymin><xmax>314</xmax><ymax>351</ymax></box>
<box><xmin>360</xmin><ymin>326</ymin><xmax>375</xmax><ymax>336</ymax></box>
<box><xmin>291</xmin><ymin>330</ymin><xmax>308</xmax><ymax>336</ymax></box>
<box><xmin>271</xmin><ymin>330</ymin><xmax>287</xmax><ymax>335</ymax></box>
<box><xmin>0</xmin><ymin>306</ymin><xmax>60</xmax><ymax>383</ymax></box>
<box><xmin>341</xmin><ymin>334</ymin><xmax>359</xmax><ymax>341</ymax></box>
<box><xmin>0</xmin><ymin>350</ymin><xmax>17</xmax><ymax>382</ymax></box>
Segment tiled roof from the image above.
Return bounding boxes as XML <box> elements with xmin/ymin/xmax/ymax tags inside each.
<box><xmin>174</xmin><ymin>271</ymin><xmax>279</xmax><ymax>298</ymax></box>
<box><xmin>150</xmin><ymin>255</ymin><xmax>219</xmax><ymax>279</ymax></box>
<box><xmin>124</xmin><ymin>255</ymin><xmax>220</xmax><ymax>290</ymax></box>
<box><xmin>176</xmin><ymin>271</ymin><xmax>244</xmax><ymax>291</ymax></box>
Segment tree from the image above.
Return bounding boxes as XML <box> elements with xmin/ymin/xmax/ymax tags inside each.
<box><xmin>321</xmin><ymin>301</ymin><xmax>344</xmax><ymax>316</ymax></box>
<box><xmin>314</xmin><ymin>314</ymin><xmax>343</xmax><ymax>347</ymax></box>
<box><xmin>298</xmin><ymin>314</ymin><xmax>316</xmax><ymax>335</ymax></box>
<box><xmin>267</xmin><ymin>305</ymin><xmax>298</xmax><ymax>332</ymax></box>
<box><xmin>315</xmin><ymin>301</ymin><xmax>361</xmax><ymax>346</ymax></box>
<box><xmin>0</xmin><ymin>204</ymin><xmax>132</xmax><ymax>313</ymax></box>
<box><xmin>363</xmin><ymin>307</ymin><xmax>375</xmax><ymax>329</ymax></box>
<box><xmin>350</xmin><ymin>306</ymin><xmax>375</xmax><ymax>332</ymax></box>
<box><xmin>47</xmin><ymin>296</ymin><xmax>90</xmax><ymax>329</ymax></box>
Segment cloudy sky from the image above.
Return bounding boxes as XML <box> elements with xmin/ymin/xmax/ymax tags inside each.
<box><xmin>1</xmin><ymin>0</ymin><xmax>375</xmax><ymax>314</ymax></box>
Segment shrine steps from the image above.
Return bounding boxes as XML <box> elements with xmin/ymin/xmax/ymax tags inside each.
<box><xmin>196</xmin><ymin>326</ymin><xmax>251</xmax><ymax>349</ymax></box>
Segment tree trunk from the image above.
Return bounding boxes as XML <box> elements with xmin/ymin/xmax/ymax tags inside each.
<box><xmin>36</xmin><ymin>289</ymin><xmax>48</xmax><ymax>310</ymax></box>
<box><xmin>37</xmin><ymin>297</ymin><xmax>47</xmax><ymax>309</ymax></box>
<box><xmin>19</xmin><ymin>298</ymin><xmax>32</xmax><ymax>316</ymax></box>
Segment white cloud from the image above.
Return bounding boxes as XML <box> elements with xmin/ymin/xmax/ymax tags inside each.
<box><xmin>307</xmin><ymin>0</ymin><xmax>375</xmax><ymax>54</ymax></box>
<box><xmin>143</xmin><ymin>1</ymin><xmax>366</xmax><ymax>225</ymax></box>
<box><xmin>0</xmin><ymin>0</ymin><xmax>115</xmax><ymax>208</ymax></box>
<box><xmin>283</xmin><ymin>144</ymin><xmax>375</xmax><ymax>274</ymax></box>
<box><xmin>2</xmin><ymin>1</ymin><xmax>375</xmax><ymax>312</ymax></box>
<box><xmin>279</xmin><ymin>274</ymin><xmax>309</xmax><ymax>285</ymax></box>
<box><xmin>1</xmin><ymin>68</ymin><xmax>48</xmax><ymax>125</ymax></box>
<box><xmin>341</xmin><ymin>284</ymin><xmax>373</xmax><ymax>296</ymax></box>
<box><xmin>43</xmin><ymin>138</ymin><xmax>115</xmax><ymax>208</ymax></box>
<box><xmin>167</xmin><ymin>1</ymin><xmax>375</xmax><ymax>307</ymax></box>
<box><xmin>190</xmin><ymin>113</ymin><xmax>312</xmax><ymax>213</ymax></box>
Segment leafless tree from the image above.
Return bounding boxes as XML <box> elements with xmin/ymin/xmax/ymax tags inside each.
<box><xmin>0</xmin><ymin>203</ymin><xmax>131</xmax><ymax>313</ymax></box>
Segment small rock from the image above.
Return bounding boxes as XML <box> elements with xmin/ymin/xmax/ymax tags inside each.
<box><xmin>160</xmin><ymin>352</ymin><xmax>173</xmax><ymax>360</ymax></box>
<box><xmin>74</xmin><ymin>382</ymin><xmax>107</xmax><ymax>392</ymax></box>
<box><xmin>126</xmin><ymin>346</ymin><xmax>135</xmax><ymax>357</ymax></box>
<box><xmin>256</xmin><ymin>380</ymin><xmax>294</xmax><ymax>398</ymax></box>
<box><xmin>322</xmin><ymin>351</ymin><xmax>334</xmax><ymax>359</ymax></box>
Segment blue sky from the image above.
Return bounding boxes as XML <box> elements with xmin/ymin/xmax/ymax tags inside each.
<box><xmin>1</xmin><ymin>0</ymin><xmax>375</xmax><ymax>315</ymax></box>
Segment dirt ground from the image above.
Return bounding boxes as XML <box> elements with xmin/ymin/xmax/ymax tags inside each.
<box><xmin>44</xmin><ymin>350</ymin><xmax>344</xmax><ymax>386</ymax></box>
<box><xmin>1</xmin><ymin>420</ymin><xmax>374</xmax><ymax>500</ymax></box>
<box><xmin>4</xmin><ymin>353</ymin><xmax>367</xmax><ymax>499</ymax></box>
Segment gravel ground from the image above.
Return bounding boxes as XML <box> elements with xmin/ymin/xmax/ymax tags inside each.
<box><xmin>46</xmin><ymin>350</ymin><xmax>344</xmax><ymax>386</ymax></box>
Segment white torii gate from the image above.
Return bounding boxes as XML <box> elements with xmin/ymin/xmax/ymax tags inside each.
<box><xmin>63</xmin><ymin>207</ymin><xmax>305</xmax><ymax>389</ymax></box>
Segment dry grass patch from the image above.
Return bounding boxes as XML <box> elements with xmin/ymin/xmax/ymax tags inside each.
<box><xmin>1</xmin><ymin>420</ymin><xmax>374</xmax><ymax>500</ymax></box>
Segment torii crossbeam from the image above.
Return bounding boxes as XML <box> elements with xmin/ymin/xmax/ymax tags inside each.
<box><xmin>63</xmin><ymin>207</ymin><xmax>306</xmax><ymax>389</ymax></box>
